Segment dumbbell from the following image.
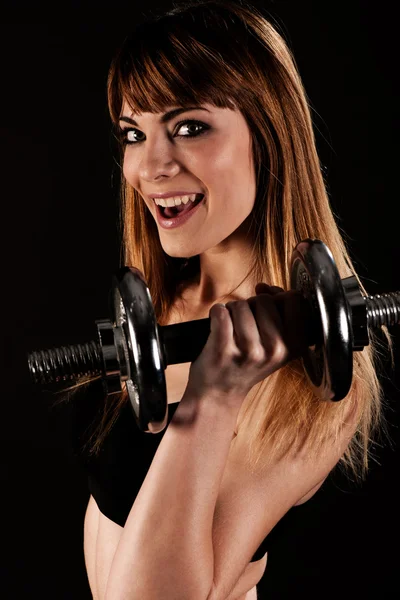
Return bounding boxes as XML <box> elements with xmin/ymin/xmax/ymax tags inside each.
<box><xmin>27</xmin><ymin>239</ymin><xmax>400</xmax><ymax>434</ymax></box>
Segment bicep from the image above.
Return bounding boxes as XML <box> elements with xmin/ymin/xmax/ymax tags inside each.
<box><xmin>84</xmin><ymin>495</ymin><xmax>123</xmax><ymax>600</ymax></box>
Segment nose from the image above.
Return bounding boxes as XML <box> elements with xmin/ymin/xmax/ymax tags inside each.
<box><xmin>136</xmin><ymin>134</ymin><xmax>181</xmax><ymax>182</ymax></box>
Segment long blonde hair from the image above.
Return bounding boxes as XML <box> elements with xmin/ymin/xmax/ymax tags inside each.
<box><xmin>87</xmin><ymin>0</ymin><xmax>392</xmax><ymax>479</ymax></box>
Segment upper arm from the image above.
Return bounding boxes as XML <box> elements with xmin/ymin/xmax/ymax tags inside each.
<box><xmin>83</xmin><ymin>495</ymin><xmax>123</xmax><ymax>600</ymax></box>
<box><xmin>207</xmin><ymin>405</ymin><xmax>359</xmax><ymax>600</ymax></box>
<box><xmin>207</xmin><ymin>451</ymin><xmax>295</xmax><ymax>600</ymax></box>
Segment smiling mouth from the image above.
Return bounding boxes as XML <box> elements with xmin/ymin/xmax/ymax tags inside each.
<box><xmin>157</xmin><ymin>194</ymin><xmax>205</xmax><ymax>218</ymax></box>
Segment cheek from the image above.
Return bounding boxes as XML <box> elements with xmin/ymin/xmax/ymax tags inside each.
<box><xmin>216</xmin><ymin>149</ymin><xmax>255</xmax><ymax>209</ymax></box>
<box><xmin>212</xmin><ymin>136</ymin><xmax>254</xmax><ymax>185</ymax></box>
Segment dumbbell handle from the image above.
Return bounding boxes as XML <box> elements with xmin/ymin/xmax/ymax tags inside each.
<box><xmin>28</xmin><ymin>281</ymin><xmax>400</xmax><ymax>386</ymax></box>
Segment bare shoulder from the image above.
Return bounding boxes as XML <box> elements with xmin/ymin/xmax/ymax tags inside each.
<box><xmin>84</xmin><ymin>496</ymin><xmax>123</xmax><ymax>600</ymax></box>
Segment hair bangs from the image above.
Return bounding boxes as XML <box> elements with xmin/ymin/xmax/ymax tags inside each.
<box><xmin>108</xmin><ymin>7</ymin><xmax>254</xmax><ymax>123</ymax></box>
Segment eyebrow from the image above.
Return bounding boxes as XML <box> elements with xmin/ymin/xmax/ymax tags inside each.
<box><xmin>119</xmin><ymin>106</ymin><xmax>210</xmax><ymax>127</ymax></box>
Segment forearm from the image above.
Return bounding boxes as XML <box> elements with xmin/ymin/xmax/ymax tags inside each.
<box><xmin>105</xmin><ymin>390</ymin><xmax>241</xmax><ymax>600</ymax></box>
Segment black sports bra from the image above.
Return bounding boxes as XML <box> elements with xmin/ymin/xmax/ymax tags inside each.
<box><xmin>78</xmin><ymin>394</ymin><xmax>300</xmax><ymax>563</ymax></box>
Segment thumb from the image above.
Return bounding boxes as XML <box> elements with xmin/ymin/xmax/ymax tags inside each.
<box><xmin>255</xmin><ymin>283</ymin><xmax>272</xmax><ymax>295</ymax></box>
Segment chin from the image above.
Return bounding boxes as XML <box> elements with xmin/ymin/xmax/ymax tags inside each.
<box><xmin>165</xmin><ymin>249</ymin><xmax>197</xmax><ymax>260</ymax></box>
<box><xmin>160</xmin><ymin>241</ymin><xmax>201</xmax><ymax>259</ymax></box>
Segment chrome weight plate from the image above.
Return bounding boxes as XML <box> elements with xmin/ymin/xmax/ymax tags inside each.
<box><xmin>112</xmin><ymin>267</ymin><xmax>168</xmax><ymax>433</ymax></box>
<box><xmin>290</xmin><ymin>239</ymin><xmax>353</xmax><ymax>401</ymax></box>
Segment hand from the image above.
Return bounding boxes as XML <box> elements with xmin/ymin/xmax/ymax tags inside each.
<box><xmin>185</xmin><ymin>283</ymin><xmax>310</xmax><ymax>411</ymax></box>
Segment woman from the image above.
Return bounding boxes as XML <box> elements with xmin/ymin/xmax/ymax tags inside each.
<box><xmin>82</xmin><ymin>1</ymin><xmax>389</xmax><ymax>598</ymax></box>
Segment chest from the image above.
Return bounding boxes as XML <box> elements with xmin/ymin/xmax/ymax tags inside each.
<box><xmin>165</xmin><ymin>361</ymin><xmax>192</xmax><ymax>405</ymax></box>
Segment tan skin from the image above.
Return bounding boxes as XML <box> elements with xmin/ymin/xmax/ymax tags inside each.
<box><xmin>84</xmin><ymin>102</ymin><xmax>357</xmax><ymax>600</ymax></box>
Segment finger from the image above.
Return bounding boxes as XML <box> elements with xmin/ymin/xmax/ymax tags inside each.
<box><xmin>209</xmin><ymin>303</ymin><xmax>230</xmax><ymax>328</ymax></box>
<box><xmin>208</xmin><ymin>303</ymin><xmax>234</xmax><ymax>350</ymax></box>
<box><xmin>249</xmin><ymin>293</ymin><xmax>290</xmax><ymax>364</ymax></box>
<box><xmin>225</xmin><ymin>300</ymin><xmax>262</xmax><ymax>358</ymax></box>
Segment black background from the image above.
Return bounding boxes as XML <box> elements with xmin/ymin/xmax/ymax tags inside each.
<box><xmin>1</xmin><ymin>1</ymin><xmax>399</xmax><ymax>598</ymax></box>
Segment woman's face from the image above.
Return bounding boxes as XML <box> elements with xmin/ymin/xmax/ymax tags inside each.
<box><xmin>120</xmin><ymin>100</ymin><xmax>256</xmax><ymax>258</ymax></box>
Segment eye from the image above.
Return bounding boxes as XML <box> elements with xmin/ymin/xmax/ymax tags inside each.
<box><xmin>118</xmin><ymin>119</ymin><xmax>210</xmax><ymax>146</ymax></box>
<box><xmin>175</xmin><ymin>120</ymin><xmax>209</xmax><ymax>138</ymax></box>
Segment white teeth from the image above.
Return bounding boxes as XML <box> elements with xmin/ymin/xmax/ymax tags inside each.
<box><xmin>154</xmin><ymin>193</ymin><xmax>201</xmax><ymax>208</ymax></box>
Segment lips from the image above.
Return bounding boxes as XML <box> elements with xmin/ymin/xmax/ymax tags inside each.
<box><xmin>155</xmin><ymin>194</ymin><xmax>206</xmax><ymax>229</ymax></box>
